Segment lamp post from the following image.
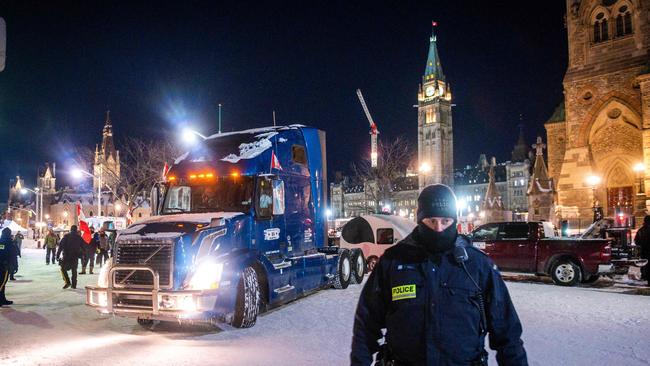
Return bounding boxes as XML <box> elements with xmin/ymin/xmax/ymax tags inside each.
<box><xmin>20</xmin><ymin>187</ymin><xmax>42</xmax><ymax>228</ymax></box>
<box><xmin>633</xmin><ymin>163</ymin><xmax>645</xmax><ymax>194</ymax></box>
<box><xmin>586</xmin><ymin>175</ymin><xmax>602</xmax><ymax>222</ymax></box>
<box><xmin>72</xmin><ymin>167</ymin><xmax>103</xmax><ymax>217</ymax></box>
<box><xmin>633</xmin><ymin>163</ymin><xmax>646</xmax><ymax>227</ymax></box>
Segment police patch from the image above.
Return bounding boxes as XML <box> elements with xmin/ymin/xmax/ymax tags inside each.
<box><xmin>392</xmin><ymin>284</ymin><xmax>416</xmax><ymax>301</ymax></box>
<box><xmin>0</xmin><ymin>244</ymin><xmax>4</xmax><ymax>250</ymax></box>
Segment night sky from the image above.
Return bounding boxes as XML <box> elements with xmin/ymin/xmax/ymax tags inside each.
<box><xmin>0</xmin><ymin>1</ymin><xmax>568</xmax><ymax>200</ymax></box>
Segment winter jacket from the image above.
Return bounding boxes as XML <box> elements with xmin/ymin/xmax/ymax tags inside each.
<box><xmin>0</xmin><ymin>228</ymin><xmax>19</xmax><ymax>272</ymax></box>
<box><xmin>635</xmin><ymin>225</ymin><xmax>650</xmax><ymax>259</ymax></box>
<box><xmin>56</xmin><ymin>231</ymin><xmax>84</xmax><ymax>267</ymax></box>
<box><xmin>98</xmin><ymin>233</ymin><xmax>109</xmax><ymax>250</ymax></box>
<box><xmin>45</xmin><ymin>234</ymin><xmax>58</xmax><ymax>249</ymax></box>
<box><xmin>351</xmin><ymin>232</ymin><xmax>528</xmax><ymax>366</ymax></box>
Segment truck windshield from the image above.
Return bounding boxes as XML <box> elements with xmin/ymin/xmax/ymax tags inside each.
<box><xmin>162</xmin><ymin>176</ymin><xmax>254</xmax><ymax>214</ymax></box>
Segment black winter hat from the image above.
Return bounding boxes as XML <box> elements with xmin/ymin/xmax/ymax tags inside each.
<box><xmin>70</xmin><ymin>225</ymin><xmax>78</xmax><ymax>232</ymax></box>
<box><xmin>417</xmin><ymin>184</ymin><xmax>458</xmax><ymax>223</ymax></box>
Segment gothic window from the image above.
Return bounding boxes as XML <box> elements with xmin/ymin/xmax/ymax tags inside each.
<box><xmin>593</xmin><ymin>12</ymin><xmax>609</xmax><ymax>43</ymax></box>
<box><xmin>615</xmin><ymin>5</ymin><xmax>633</xmax><ymax>37</ymax></box>
<box><xmin>425</xmin><ymin>109</ymin><xmax>435</xmax><ymax>124</ymax></box>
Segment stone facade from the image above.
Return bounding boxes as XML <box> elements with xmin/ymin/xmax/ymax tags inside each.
<box><xmin>546</xmin><ymin>0</ymin><xmax>650</xmax><ymax>225</ymax></box>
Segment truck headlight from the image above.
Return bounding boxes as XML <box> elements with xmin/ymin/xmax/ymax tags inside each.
<box><xmin>97</xmin><ymin>258</ymin><xmax>113</xmax><ymax>288</ymax></box>
<box><xmin>188</xmin><ymin>260</ymin><xmax>224</xmax><ymax>290</ymax></box>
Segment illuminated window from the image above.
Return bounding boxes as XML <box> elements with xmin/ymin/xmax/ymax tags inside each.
<box><xmin>425</xmin><ymin>109</ymin><xmax>435</xmax><ymax>124</ymax></box>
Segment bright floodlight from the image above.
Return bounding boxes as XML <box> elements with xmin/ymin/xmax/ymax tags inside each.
<box><xmin>634</xmin><ymin>163</ymin><xmax>645</xmax><ymax>172</ymax></box>
<box><xmin>456</xmin><ymin>199</ymin><xmax>467</xmax><ymax>210</ymax></box>
<box><xmin>182</xmin><ymin>128</ymin><xmax>197</xmax><ymax>144</ymax></box>
<box><xmin>419</xmin><ymin>162</ymin><xmax>432</xmax><ymax>173</ymax></box>
<box><xmin>71</xmin><ymin>169</ymin><xmax>85</xmax><ymax>179</ymax></box>
<box><xmin>20</xmin><ymin>188</ymin><xmax>27</xmax><ymax>194</ymax></box>
<box><xmin>586</xmin><ymin>175</ymin><xmax>601</xmax><ymax>186</ymax></box>
<box><xmin>325</xmin><ymin>209</ymin><xmax>332</xmax><ymax>217</ymax></box>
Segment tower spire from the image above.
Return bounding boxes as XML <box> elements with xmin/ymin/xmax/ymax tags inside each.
<box><xmin>424</xmin><ymin>21</ymin><xmax>445</xmax><ymax>82</ymax></box>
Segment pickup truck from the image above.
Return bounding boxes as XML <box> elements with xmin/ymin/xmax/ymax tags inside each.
<box><xmin>471</xmin><ymin>221</ymin><xmax>613</xmax><ymax>286</ymax></box>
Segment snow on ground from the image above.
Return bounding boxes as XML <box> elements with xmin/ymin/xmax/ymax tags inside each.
<box><xmin>1</xmin><ymin>249</ymin><xmax>650</xmax><ymax>366</ymax></box>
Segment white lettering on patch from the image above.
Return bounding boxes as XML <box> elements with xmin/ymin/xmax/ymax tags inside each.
<box><xmin>264</xmin><ymin>228</ymin><xmax>280</xmax><ymax>241</ymax></box>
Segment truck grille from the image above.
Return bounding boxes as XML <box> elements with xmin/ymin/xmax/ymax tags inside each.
<box><xmin>114</xmin><ymin>242</ymin><xmax>173</xmax><ymax>288</ymax></box>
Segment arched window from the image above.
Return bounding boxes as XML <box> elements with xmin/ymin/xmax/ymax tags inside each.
<box><xmin>615</xmin><ymin>5</ymin><xmax>633</xmax><ymax>37</ymax></box>
<box><xmin>593</xmin><ymin>12</ymin><xmax>609</xmax><ymax>43</ymax></box>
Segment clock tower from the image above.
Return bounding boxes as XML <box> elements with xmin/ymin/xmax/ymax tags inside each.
<box><xmin>418</xmin><ymin>25</ymin><xmax>453</xmax><ymax>189</ymax></box>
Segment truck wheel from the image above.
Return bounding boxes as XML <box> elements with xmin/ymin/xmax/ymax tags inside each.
<box><xmin>350</xmin><ymin>250</ymin><xmax>366</xmax><ymax>284</ymax></box>
<box><xmin>366</xmin><ymin>256</ymin><xmax>379</xmax><ymax>272</ymax></box>
<box><xmin>333</xmin><ymin>250</ymin><xmax>352</xmax><ymax>289</ymax></box>
<box><xmin>231</xmin><ymin>267</ymin><xmax>260</xmax><ymax>328</ymax></box>
<box><xmin>551</xmin><ymin>260</ymin><xmax>582</xmax><ymax>286</ymax></box>
<box><xmin>582</xmin><ymin>274</ymin><xmax>600</xmax><ymax>284</ymax></box>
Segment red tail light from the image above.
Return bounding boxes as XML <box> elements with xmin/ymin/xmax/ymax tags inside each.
<box><xmin>601</xmin><ymin>243</ymin><xmax>611</xmax><ymax>261</ymax></box>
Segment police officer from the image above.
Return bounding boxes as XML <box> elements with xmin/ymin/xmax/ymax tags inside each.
<box><xmin>0</xmin><ymin>227</ymin><xmax>18</xmax><ymax>306</ymax></box>
<box><xmin>56</xmin><ymin>225</ymin><xmax>84</xmax><ymax>289</ymax></box>
<box><xmin>351</xmin><ymin>184</ymin><xmax>528</xmax><ymax>365</ymax></box>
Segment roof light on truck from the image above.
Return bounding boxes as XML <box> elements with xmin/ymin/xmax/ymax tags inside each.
<box><xmin>189</xmin><ymin>174</ymin><xmax>197</xmax><ymax>179</ymax></box>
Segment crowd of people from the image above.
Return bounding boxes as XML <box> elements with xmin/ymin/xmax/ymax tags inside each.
<box><xmin>0</xmin><ymin>225</ymin><xmax>117</xmax><ymax>303</ymax></box>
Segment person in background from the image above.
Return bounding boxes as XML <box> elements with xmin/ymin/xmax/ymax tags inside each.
<box><xmin>56</xmin><ymin>225</ymin><xmax>84</xmax><ymax>289</ymax></box>
<box><xmin>108</xmin><ymin>231</ymin><xmax>117</xmax><ymax>257</ymax></box>
<box><xmin>9</xmin><ymin>233</ymin><xmax>20</xmax><ymax>281</ymax></box>
<box><xmin>634</xmin><ymin>215</ymin><xmax>650</xmax><ymax>286</ymax></box>
<box><xmin>0</xmin><ymin>228</ymin><xmax>18</xmax><ymax>305</ymax></box>
<box><xmin>96</xmin><ymin>228</ymin><xmax>109</xmax><ymax>267</ymax></box>
<box><xmin>45</xmin><ymin>229</ymin><xmax>58</xmax><ymax>265</ymax></box>
<box><xmin>80</xmin><ymin>227</ymin><xmax>98</xmax><ymax>275</ymax></box>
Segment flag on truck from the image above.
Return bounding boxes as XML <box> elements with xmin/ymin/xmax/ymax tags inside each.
<box><xmin>76</xmin><ymin>203</ymin><xmax>92</xmax><ymax>244</ymax></box>
<box><xmin>271</xmin><ymin>151</ymin><xmax>282</xmax><ymax>171</ymax></box>
<box><xmin>162</xmin><ymin>162</ymin><xmax>170</xmax><ymax>179</ymax></box>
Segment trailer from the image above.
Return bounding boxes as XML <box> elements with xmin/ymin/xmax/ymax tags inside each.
<box><xmin>86</xmin><ymin>125</ymin><xmax>360</xmax><ymax>328</ymax></box>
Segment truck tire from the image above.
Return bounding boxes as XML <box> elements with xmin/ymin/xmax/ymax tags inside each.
<box><xmin>333</xmin><ymin>250</ymin><xmax>352</xmax><ymax>289</ymax></box>
<box><xmin>582</xmin><ymin>274</ymin><xmax>600</xmax><ymax>284</ymax></box>
<box><xmin>231</xmin><ymin>267</ymin><xmax>260</xmax><ymax>328</ymax></box>
<box><xmin>350</xmin><ymin>249</ymin><xmax>366</xmax><ymax>284</ymax></box>
<box><xmin>550</xmin><ymin>260</ymin><xmax>582</xmax><ymax>286</ymax></box>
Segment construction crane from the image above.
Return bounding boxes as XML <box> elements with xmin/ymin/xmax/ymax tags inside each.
<box><xmin>356</xmin><ymin>89</ymin><xmax>379</xmax><ymax>168</ymax></box>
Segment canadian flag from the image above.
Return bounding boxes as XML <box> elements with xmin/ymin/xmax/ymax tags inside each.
<box><xmin>76</xmin><ymin>203</ymin><xmax>92</xmax><ymax>244</ymax></box>
<box><xmin>126</xmin><ymin>209</ymin><xmax>133</xmax><ymax>226</ymax></box>
<box><xmin>271</xmin><ymin>151</ymin><xmax>282</xmax><ymax>171</ymax></box>
<box><xmin>162</xmin><ymin>162</ymin><xmax>170</xmax><ymax>179</ymax></box>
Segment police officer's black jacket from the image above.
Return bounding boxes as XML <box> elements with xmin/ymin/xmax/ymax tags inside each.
<box><xmin>56</xmin><ymin>231</ymin><xmax>84</xmax><ymax>267</ymax></box>
<box><xmin>351</xmin><ymin>233</ymin><xmax>527</xmax><ymax>366</ymax></box>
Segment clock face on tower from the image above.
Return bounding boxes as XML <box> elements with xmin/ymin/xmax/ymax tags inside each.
<box><xmin>425</xmin><ymin>86</ymin><xmax>435</xmax><ymax>97</ymax></box>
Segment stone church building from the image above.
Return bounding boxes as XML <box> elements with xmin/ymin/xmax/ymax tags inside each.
<box><xmin>546</xmin><ymin>0</ymin><xmax>650</xmax><ymax>225</ymax></box>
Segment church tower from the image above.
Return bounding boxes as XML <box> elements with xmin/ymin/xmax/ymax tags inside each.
<box><xmin>93</xmin><ymin>110</ymin><xmax>120</xmax><ymax>194</ymax></box>
<box><xmin>418</xmin><ymin>23</ymin><xmax>453</xmax><ymax>189</ymax></box>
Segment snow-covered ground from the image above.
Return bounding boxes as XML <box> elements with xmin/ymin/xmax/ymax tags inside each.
<box><xmin>1</xmin><ymin>248</ymin><xmax>650</xmax><ymax>366</ymax></box>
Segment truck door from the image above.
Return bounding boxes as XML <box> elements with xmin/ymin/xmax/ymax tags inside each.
<box><xmin>253</xmin><ymin>177</ymin><xmax>294</xmax><ymax>303</ymax></box>
<box><xmin>497</xmin><ymin>222</ymin><xmax>533</xmax><ymax>271</ymax></box>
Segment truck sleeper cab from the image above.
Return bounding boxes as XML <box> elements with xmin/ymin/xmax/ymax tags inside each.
<box><xmin>86</xmin><ymin>125</ymin><xmax>360</xmax><ymax>328</ymax></box>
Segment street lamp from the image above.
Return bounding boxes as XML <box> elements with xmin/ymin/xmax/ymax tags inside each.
<box><xmin>20</xmin><ymin>187</ymin><xmax>43</xmax><ymax>228</ymax></box>
<box><xmin>72</xmin><ymin>167</ymin><xmax>103</xmax><ymax>217</ymax></box>
<box><xmin>633</xmin><ymin>163</ymin><xmax>645</xmax><ymax>194</ymax></box>
<box><xmin>456</xmin><ymin>199</ymin><xmax>467</xmax><ymax>218</ymax></box>
<box><xmin>182</xmin><ymin>128</ymin><xmax>207</xmax><ymax>144</ymax></box>
<box><xmin>586</xmin><ymin>175</ymin><xmax>602</xmax><ymax>221</ymax></box>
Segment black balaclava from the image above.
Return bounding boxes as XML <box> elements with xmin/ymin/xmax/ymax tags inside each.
<box><xmin>415</xmin><ymin>184</ymin><xmax>458</xmax><ymax>255</ymax></box>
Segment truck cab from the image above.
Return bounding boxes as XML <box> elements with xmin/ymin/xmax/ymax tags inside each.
<box><xmin>86</xmin><ymin>125</ymin><xmax>359</xmax><ymax>328</ymax></box>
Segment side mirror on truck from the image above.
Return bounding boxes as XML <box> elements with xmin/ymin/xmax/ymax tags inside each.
<box><xmin>150</xmin><ymin>183</ymin><xmax>160</xmax><ymax>216</ymax></box>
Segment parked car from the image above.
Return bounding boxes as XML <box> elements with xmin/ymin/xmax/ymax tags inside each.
<box><xmin>339</xmin><ymin>214</ymin><xmax>416</xmax><ymax>271</ymax></box>
<box><xmin>471</xmin><ymin>221</ymin><xmax>613</xmax><ymax>286</ymax></box>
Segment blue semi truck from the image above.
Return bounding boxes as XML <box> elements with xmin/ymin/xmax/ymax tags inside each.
<box><xmin>86</xmin><ymin>125</ymin><xmax>366</xmax><ymax>328</ymax></box>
